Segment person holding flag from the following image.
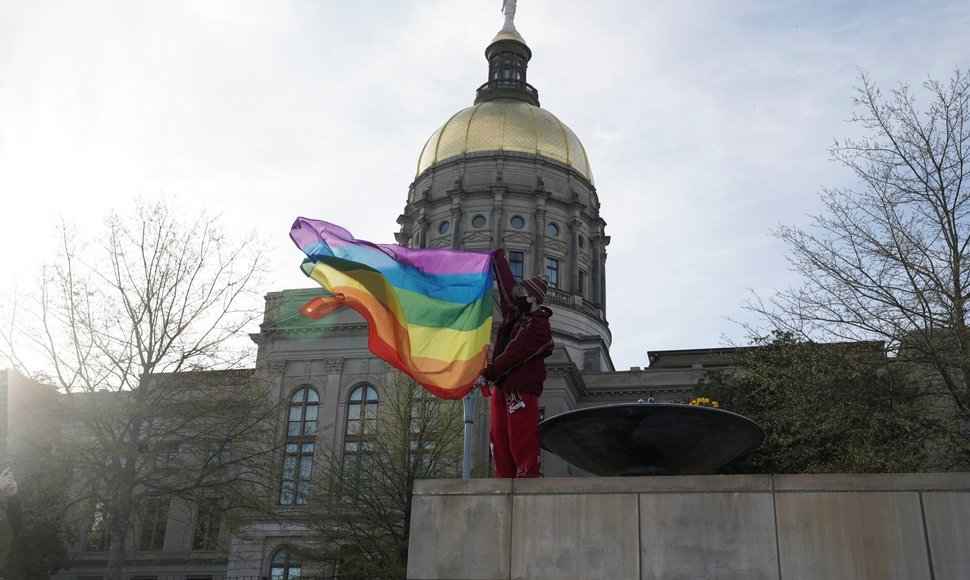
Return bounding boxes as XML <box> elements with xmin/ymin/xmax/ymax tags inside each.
<box><xmin>290</xmin><ymin>219</ymin><xmax>553</xmax><ymax>477</ymax></box>
<box><xmin>478</xmin><ymin>250</ymin><xmax>554</xmax><ymax>478</ymax></box>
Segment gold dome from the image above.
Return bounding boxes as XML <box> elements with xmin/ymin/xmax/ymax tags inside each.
<box><xmin>416</xmin><ymin>98</ymin><xmax>593</xmax><ymax>183</ymax></box>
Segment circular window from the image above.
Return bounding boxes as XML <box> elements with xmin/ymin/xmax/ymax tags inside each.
<box><xmin>546</xmin><ymin>222</ymin><xmax>560</xmax><ymax>237</ymax></box>
<box><xmin>510</xmin><ymin>215</ymin><xmax>525</xmax><ymax>229</ymax></box>
<box><xmin>438</xmin><ymin>221</ymin><xmax>450</xmax><ymax>234</ymax></box>
<box><xmin>472</xmin><ymin>215</ymin><xmax>487</xmax><ymax>228</ymax></box>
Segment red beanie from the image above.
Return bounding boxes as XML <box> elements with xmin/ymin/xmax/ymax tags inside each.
<box><xmin>521</xmin><ymin>275</ymin><xmax>549</xmax><ymax>304</ymax></box>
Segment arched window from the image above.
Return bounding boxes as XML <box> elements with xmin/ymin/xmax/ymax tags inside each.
<box><xmin>270</xmin><ymin>549</ymin><xmax>302</xmax><ymax>580</ymax></box>
<box><xmin>346</xmin><ymin>385</ymin><xmax>378</xmax><ymax>437</ymax></box>
<box><xmin>287</xmin><ymin>386</ymin><xmax>319</xmax><ymax>437</ymax></box>
<box><xmin>343</xmin><ymin>385</ymin><xmax>379</xmax><ymax>502</ymax></box>
<box><xmin>279</xmin><ymin>386</ymin><xmax>319</xmax><ymax>506</ymax></box>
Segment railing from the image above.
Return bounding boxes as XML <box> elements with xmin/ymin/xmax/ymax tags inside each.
<box><xmin>475</xmin><ymin>79</ymin><xmax>539</xmax><ymax>102</ymax></box>
<box><xmin>580</xmin><ymin>298</ymin><xmax>600</xmax><ymax>316</ymax></box>
<box><xmin>546</xmin><ymin>288</ymin><xmax>571</xmax><ymax>304</ymax></box>
<box><xmin>544</xmin><ymin>289</ymin><xmax>604</xmax><ymax>320</ymax></box>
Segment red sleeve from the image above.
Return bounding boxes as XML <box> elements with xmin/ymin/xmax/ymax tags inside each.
<box><xmin>492</xmin><ymin>249</ymin><xmax>517</xmax><ymax>321</ymax></box>
<box><xmin>483</xmin><ymin>315</ymin><xmax>553</xmax><ymax>381</ymax></box>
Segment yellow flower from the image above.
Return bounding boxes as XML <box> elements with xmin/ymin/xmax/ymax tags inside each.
<box><xmin>688</xmin><ymin>396</ymin><xmax>721</xmax><ymax>409</ymax></box>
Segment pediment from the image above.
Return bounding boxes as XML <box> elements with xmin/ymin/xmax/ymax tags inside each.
<box><xmin>545</xmin><ymin>239</ymin><xmax>567</xmax><ymax>254</ymax></box>
<box><xmin>504</xmin><ymin>231</ymin><xmax>533</xmax><ymax>245</ymax></box>
<box><xmin>462</xmin><ymin>231</ymin><xmax>493</xmax><ymax>245</ymax></box>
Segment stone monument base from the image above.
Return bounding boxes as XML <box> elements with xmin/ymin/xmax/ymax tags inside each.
<box><xmin>407</xmin><ymin>473</ymin><xmax>970</xmax><ymax>580</ymax></box>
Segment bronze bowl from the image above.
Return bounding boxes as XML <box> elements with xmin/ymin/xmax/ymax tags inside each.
<box><xmin>539</xmin><ymin>403</ymin><xmax>765</xmax><ymax>476</ymax></box>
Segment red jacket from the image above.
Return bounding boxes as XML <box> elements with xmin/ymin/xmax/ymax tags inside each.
<box><xmin>482</xmin><ymin>250</ymin><xmax>554</xmax><ymax>395</ymax></box>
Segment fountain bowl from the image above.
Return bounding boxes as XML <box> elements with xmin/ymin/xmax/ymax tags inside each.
<box><xmin>539</xmin><ymin>403</ymin><xmax>765</xmax><ymax>476</ymax></box>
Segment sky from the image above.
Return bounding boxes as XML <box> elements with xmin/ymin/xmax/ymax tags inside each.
<box><xmin>2</xmin><ymin>0</ymin><xmax>969</xmax><ymax>371</ymax></box>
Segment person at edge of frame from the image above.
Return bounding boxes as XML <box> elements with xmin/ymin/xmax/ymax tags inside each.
<box><xmin>0</xmin><ymin>466</ymin><xmax>22</xmax><ymax>575</ymax></box>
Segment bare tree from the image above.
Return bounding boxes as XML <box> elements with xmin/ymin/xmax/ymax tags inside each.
<box><xmin>751</xmin><ymin>69</ymin><xmax>970</xmax><ymax>466</ymax></box>
<box><xmin>0</xmin><ymin>200</ymin><xmax>281</xmax><ymax>579</ymax></box>
<box><xmin>295</xmin><ymin>373</ymin><xmax>464</xmax><ymax>578</ymax></box>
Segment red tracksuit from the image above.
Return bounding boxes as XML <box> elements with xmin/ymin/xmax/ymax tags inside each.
<box><xmin>482</xmin><ymin>250</ymin><xmax>554</xmax><ymax>478</ymax></box>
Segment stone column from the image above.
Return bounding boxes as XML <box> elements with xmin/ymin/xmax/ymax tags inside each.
<box><xmin>491</xmin><ymin>191</ymin><xmax>505</xmax><ymax>249</ymax></box>
<box><xmin>324</xmin><ymin>357</ymin><xmax>344</xmax><ymax>375</ymax></box>
<box><xmin>533</xmin><ymin>208</ymin><xmax>547</xmax><ymax>277</ymax></box>
<box><xmin>450</xmin><ymin>206</ymin><xmax>464</xmax><ymax>250</ymax></box>
<box><xmin>415</xmin><ymin>216</ymin><xmax>429</xmax><ymax>249</ymax></box>
<box><xmin>600</xmin><ymin>248</ymin><xmax>607</xmax><ymax>314</ymax></box>
<box><xmin>322</xmin><ymin>357</ymin><xmax>344</xmax><ymax>448</ymax></box>
<box><xmin>591</xmin><ymin>235</ymin><xmax>603</xmax><ymax>306</ymax></box>
<box><xmin>569</xmin><ymin>219</ymin><xmax>581</xmax><ymax>293</ymax></box>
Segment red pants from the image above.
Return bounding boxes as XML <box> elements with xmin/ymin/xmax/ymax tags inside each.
<box><xmin>489</xmin><ymin>390</ymin><xmax>541</xmax><ymax>478</ymax></box>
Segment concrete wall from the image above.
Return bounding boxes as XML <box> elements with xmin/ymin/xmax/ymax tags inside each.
<box><xmin>407</xmin><ymin>473</ymin><xmax>970</xmax><ymax>580</ymax></box>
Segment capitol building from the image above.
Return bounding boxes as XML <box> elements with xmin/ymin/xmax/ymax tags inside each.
<box><xmin>8</xmin><ymin>7</ymin><xmax>730</xmax><ymax>579</ymax></box>
<box><xmin>229</xmin><ymin>9</ymin><xmax>723</xmax><ymax>576</ymax></box>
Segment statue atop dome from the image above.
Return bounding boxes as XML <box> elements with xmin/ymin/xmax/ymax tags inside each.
<box><xmin>501</xmin><ymin>0</ymin><xmax>517</xmax><ymax>31</ymax></box>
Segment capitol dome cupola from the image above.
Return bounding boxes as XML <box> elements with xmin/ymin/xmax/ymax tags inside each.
<box><xmin>475</xmin><ymin>9</ymin><xmax>538</xmax><ymax>106</ymax></box>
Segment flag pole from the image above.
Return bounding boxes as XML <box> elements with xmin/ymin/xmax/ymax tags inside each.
<box><xmin>462</xmin><ymin>388</ymin><xmax>478</xmax><ymax>479</ymax></box>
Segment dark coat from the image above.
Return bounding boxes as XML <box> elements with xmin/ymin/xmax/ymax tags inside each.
<box><xmin>481</xmin><ymin>250</ymin><xmax>554</xmax><ymax>395</ymax></box>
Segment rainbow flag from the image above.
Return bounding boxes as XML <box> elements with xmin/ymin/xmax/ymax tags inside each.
<box><xmin>290</xmin><ymin>217</ymin><xmax>494</xmax><ymax>399</ymax></box>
